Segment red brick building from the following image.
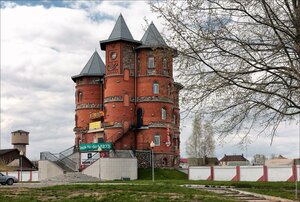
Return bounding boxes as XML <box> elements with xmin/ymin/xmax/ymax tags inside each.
<box><xmin>72</xmin><ymin>15</ymin><xmax>183</xmax><ymax>167</ymax></box>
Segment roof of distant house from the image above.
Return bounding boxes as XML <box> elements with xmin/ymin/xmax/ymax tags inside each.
<box><xmin>0</xmin><ymin>149</ymin><xmax>37</xmax><ymax>170</ymax></box>
<box><xmin>180</xmin><ymin>158</ymin><xmax>188</xmax><ymax>163</ymax></box>
<box><xmin>220</xmin><ymin>154</ymin><xmax>248</xmax><ymax>162</ymax></box>
<box><xmin>0</xmin><ymin>149</ymin><xmax>15</xmax><ymax>156</ymax></box>
<box><xmin>274</xmin><ymin>155</ymin><xmax>287</xmax><ymax>159</ymax></box>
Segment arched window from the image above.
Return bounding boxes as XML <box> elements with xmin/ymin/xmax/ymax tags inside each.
<box><xmin>77</xmin><ymin>91</ymin><xmax>83</xmax><ymax>102</ymax></box>
<box><xmin>161</xmin><ymin>108</ymin><xmax>167</xmax><ymax>120</ymax></box>
<box><xmin>137</xmin><ymin>108</ymin><xmax>143</xmax><ymax>128</ymax></box>
<box><xmin>163</xmin><ymin>58</ymin><xmax>168</xmax><ymax>69</ymax></box>
<box><xmin>153</xmin><ymin>82</ymin><xmax>159</xmax><ymax>94</ymax></box>
<box><xmin>173</xmin><ymin>114</ymin><xmax>176</xmax><ymax>124</ymax></box>
<box><xmin>167</xmin><ymin>84</ymin><xmax>171</xmax><ymax>96</ymax></box>
<box><xmin>148</xmin><ymin>57</ymin><xmax>155</xmax><ymax>68</ymax></box>
<box><xmin>75</xmin><ymin>114</ymin><xmax>78</xmax><ymax>127</ymax></box>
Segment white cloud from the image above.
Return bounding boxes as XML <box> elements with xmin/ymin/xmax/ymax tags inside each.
<box><xmin>1</xmin><ymin>1</ymin><xmax>299</xmax><ymax>161</ymax></box>
<box><xmin>0</xmin><ymin>1</ymin><xmax>163</xmax><ymax>159</ymax></box>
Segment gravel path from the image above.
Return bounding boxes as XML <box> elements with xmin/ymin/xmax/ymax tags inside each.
<box><xmin>183</xmin><ymin>184</ymin><xmax>295</xmax><ymax>202</ymax></box>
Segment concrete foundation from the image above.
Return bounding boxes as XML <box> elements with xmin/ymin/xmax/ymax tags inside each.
<box><xmin>82</xmin><ymin>158</ymin><xmax>137</xmax><ymax>180</ymax></box>
<box><xmin>38</xmin><ymin>160</ymin><xmax>64</xmax><ymax>181</ymax></box>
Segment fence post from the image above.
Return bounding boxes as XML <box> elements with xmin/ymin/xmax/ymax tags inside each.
<box><xmin>236</xmin><ymin>166</ymin><xmax>240</xmax><ymax>181</ymax></box>
<box><xmin>264</xmin><ymin>165</ymin><xmax>268</xmax><ymax>182</ymax></box>
<box><xmin>29</xmin><ymin>171</ymin><xmax>32</xmax><ymax>182</ymax></box>
<box><xmin>210</xmin><ymin>166</ymin><xmax>214</xmax><ymax>181</ymax></box>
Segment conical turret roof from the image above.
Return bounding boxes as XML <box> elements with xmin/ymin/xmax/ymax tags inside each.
<box><xmin>109</xmin><ymin>14</ymin><xmax>133</xmax><ymax>41</ymax></box>
<box><xmin>136</xmin><ymin>22</ymin><xmax>167</xmax><ymax>49</ymax></box>
<box><xmin>100</xmin><ymin>14</ymin><xmax>140</xmax><ymax>50</ymax></box>
<box><xmin>72</xmin><ymin>51</ymin><xmax>105</xmax><ymax>82</ymax></box>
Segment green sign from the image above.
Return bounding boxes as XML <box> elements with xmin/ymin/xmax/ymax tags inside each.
<box><xmin>79</xmin><ymin>142</ymin><xmax>113</xmax><ymax>152</ymax></box>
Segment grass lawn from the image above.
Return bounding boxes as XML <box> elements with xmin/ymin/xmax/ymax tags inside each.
<box><xmin>0</xmin><ymin>168</ymin><xmax>298</xmax><ymax>201</ymax></box>
<box><xmin>137</xmin><ymin>168</ymin><xmax>299</xmax><ymax>200</ymax></box>
<box><xmin>0</xmin><ymin>184</ymin><xmax>235</xmax><ymax>202</ymax></box>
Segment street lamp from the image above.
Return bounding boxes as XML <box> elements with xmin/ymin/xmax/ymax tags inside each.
<box><xmin>19</xmin><ymin>150</ymin><xmax>23</xmax><ymax>182</ymax></box>
<box><xmin>98</xmin><ymin>146</ymin><xmax>102</xmax><ymax>181</ymax></box>
<box><xmin>150</xmin><ymin>141</ymin><xmax>155</xmax><ymax>182</ymax></box>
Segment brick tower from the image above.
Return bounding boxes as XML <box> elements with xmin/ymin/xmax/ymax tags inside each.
<box><xmin>100</xmin><ymin>14</ymin><xmax>140</xmax><ymax>150</ymax></box>
<box><xmin>134</xmin><ymin>22</ymin><xmax>183</xmax><ymax>167</ymax></box>
<box><xmin>73</xmin><ymin>15</ymin><xmax>183</xmax><ymax>167</ymax></box>
<box><xmin>72</xmin><ymin>51</ymin><xmax>105</xmax><ymax>146</ymax></box>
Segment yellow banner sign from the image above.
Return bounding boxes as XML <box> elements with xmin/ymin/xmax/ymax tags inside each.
<box><xmin>89</xmin><ymin>121</ymin><xmax>101</xmax><ymax>130</ymax></box>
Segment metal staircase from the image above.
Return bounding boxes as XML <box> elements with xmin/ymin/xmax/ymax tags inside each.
<box><xmin>40</xmin><ymin>146</ymin><xmax>78</xmax><ymax>172</ymax></box>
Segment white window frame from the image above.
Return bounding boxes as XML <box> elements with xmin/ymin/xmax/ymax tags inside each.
<box><xmin>148</xmin><ymin>57</ymin><xmax>155</xmax><ymax>68</ymax></box>
<box><xmin>154</xmin><ymin>134</ymin><xmax>160</xmax><ymax>146</ymax></box>
<box><xmin>153</xmin><ymin>83</ymin><xmax>159</xmax><ymax>94</ymax></box>
<box><xmin>162</xmin><ymin>108</ymin><xmax>167</xmax><ymax>120</ymax></box>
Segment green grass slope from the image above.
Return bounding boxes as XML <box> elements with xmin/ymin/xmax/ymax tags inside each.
<box><xmin>138</xmin><ymin>168</ymin><xmax>188</xmax><ymax>180</ymax></box>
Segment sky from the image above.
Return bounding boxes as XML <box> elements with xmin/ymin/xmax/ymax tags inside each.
<box><xmin>1</xmin><ymin>0</ymin><xmax>299</xmax><ymax>161</ymax></box>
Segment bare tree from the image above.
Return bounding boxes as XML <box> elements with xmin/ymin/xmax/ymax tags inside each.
<box><xmin>151</xmin><ymin>0</ymin><xmax>300</xmax><ymax>141</ymax></box>
<box><xmin>186</xmin><ymin>113</ymin><xmax>215</xmax><ymax>158</ymax></box>
<box><xmin>252</xmin><ymin>154</ymin><xmax>267</xmax><ymax>165</ymax></box>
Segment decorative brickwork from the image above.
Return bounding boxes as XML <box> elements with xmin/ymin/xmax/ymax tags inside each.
<box><xmin>76</xmin><ymin>103</ymin><xmax>102</xmax><ymax>110</ymax></box>
<box><xmin>104</xmin><ymin>96</ymin><xmax>124</xmax><ymax>103</ymax></box>
<box><xmin>137</xmin><ymin>96</ymin><xmax>173</xmax><ymax>103</ymax></box>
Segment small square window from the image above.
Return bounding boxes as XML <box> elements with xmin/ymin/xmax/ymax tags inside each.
<box><xmin>148</xmin><ymin>57</ymin><xmax>155</xmax><ymax>68</ymax></box>
<box><xmin>154</xmin><ymin>135</ymin><xmax>160</xmax><ymax>146</ymax></box>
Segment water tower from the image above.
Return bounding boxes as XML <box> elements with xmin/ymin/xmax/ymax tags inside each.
<box><xmin>11</xmin><ymin>130</ymin><xmax>29</xmax><ymax>156</ymax></box>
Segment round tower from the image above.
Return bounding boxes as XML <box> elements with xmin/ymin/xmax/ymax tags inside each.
<box><xmin>72</xmin><ymin>51</ymin><xmax>105</xmax><ymax>146</ymax></box>
<box><xmin>135</xmin><ymin>22</ymin><xmax>182</xmax><ymax>167</ymax></box>
<box><xmin>11</xmin><ymin>130</ymin><xmax>29</xmax><ymax>156</ymax></box>
<box><xmin>100</xmin><ymin>14</ymin><xmax>140</xmax><ymax>149</ymax></box>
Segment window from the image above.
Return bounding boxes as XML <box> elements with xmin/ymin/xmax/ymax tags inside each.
<box><xmin>153</xmin><ymin>82</ymin><xmax>159</xmax><ymax>94</ymax></box>
<box><xmin>162</xmin><ymin>108</ymin><xmax>167</xmax><ymax>120</ymax></box>
<box><xmin>173</xmin><ymin>114</ymin><xmax>176</xmax><ymax>124</ymax></box>
<box><xmin>154</xmin><ymin>134</ymin><xmax>160</xmax><ymax>146</ymax></box>
<box><xmin>148</xmin><ymin>57</ymin><xmax>155</xmax><ymax>68</ymax></box>
<box><xmin>163</xmin><ymin>58</ymin><xmax>168</xmax><ymax>69</ymax></box>
<box><xmin>137</xmin><ymin>108</ymin><xmax>143</xmax><ymax>128</ymax></box>
<box><xmin>75</xmin><ymin>114</ymin><xmax>78</xmax><ymax>127</ymax></box>
<box><xmin>77</xmin><ymin>91</ymin><xmax>83</xmax><ymax>102</ymax></box>
<box><xmin>167</xmin><ymin>84</ymin><xmax>171</xmax><ymax>96</ymax></box>
<box><xmin>137</xmin><ymin>59</ymin><xmax>141</xmax><ymax>73</ymax></box>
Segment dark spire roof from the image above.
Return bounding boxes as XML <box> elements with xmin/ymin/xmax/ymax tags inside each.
<box><xmin>109</xmin><ymin>14</ymin><xmax>133</xmax><ymax>41</ymax></box>
<box><xmin>100</xmin><ymin>14</ymin><xmax>140</xmax><ymax>50</ymax></box>
<box><xmin>11</xmin><ymin>130</ymin><xmax>29</xmax><ymax>133</ymax></box>
<box><xmin>72</xmin><ymin>51</ymin><xmax>105</xmax><ymax>82</ymax></box>
<box><xmin>136</xmin><ymin>22</ymin><xmax>168</xmax><ymax>49</ymax></box>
